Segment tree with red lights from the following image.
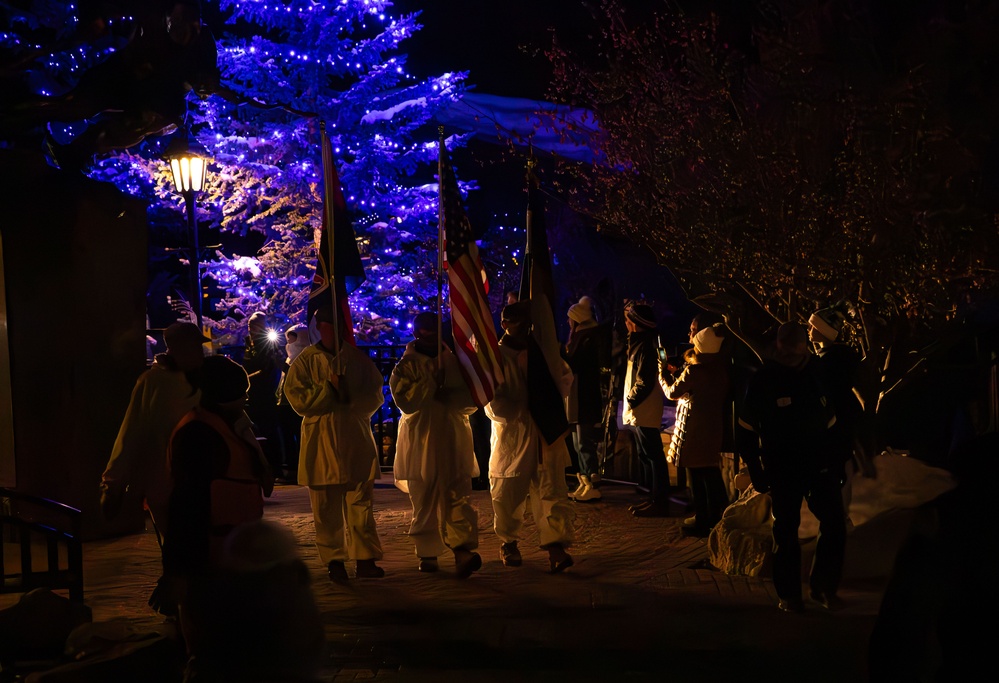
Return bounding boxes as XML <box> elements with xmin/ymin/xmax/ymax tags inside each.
<box><xmin>545</xmin><ymin>0</ymin><xmax>999</xmax><ymax>450</ymax></box>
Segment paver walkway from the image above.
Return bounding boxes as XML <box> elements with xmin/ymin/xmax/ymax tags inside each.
<box><xmin>8</xmin><ymin>478</ymin><xmax>899</xmax><ymax>682</ymax></box>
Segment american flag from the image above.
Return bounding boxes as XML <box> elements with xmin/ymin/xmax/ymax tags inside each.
<box><xmin>308</xmin><ymin>121</ymin><xmax>365</xmax><ymax>344</ymax></box>
<box><xmin>439</xmin><ymin>137</ymin><xmax>503</xmax><ymax>406</ymax></box>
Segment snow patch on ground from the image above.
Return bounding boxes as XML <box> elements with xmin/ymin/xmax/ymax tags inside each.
<box><xmin>711</xmin><ymin>451</ymin><xmax>957</xmax><ymax>576</ymax></box>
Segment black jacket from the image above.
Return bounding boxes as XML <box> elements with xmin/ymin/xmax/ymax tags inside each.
<box><xmin>564</xmin><ymin>323</ymin><xmax>610</xmax><ymax>425</ymax></box>
<box><xmin>737</xmin><ymin>356</ymin><xmax>836</xmax><ymax>486</ymax></box>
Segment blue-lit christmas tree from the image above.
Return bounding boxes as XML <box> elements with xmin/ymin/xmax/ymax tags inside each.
<box><xmin>2</xmin><ymin>0</ymin><xmax>509</xmax><ymax>345</ymax></box>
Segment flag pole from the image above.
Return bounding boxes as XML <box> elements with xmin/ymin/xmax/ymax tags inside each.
<box><xmin>521</xmin><ymin>155</ymin><xmax>536</xmax><ymax>300</ymax></box>
<box><xmin>436</xmin><ymin>127</ymin><xmax>445</xmax><ymax>383</ymax></box>
<box><xmin>321</xmin><ymin>120</ymin><xmax>343</xmax><ymax>374</ymax></box>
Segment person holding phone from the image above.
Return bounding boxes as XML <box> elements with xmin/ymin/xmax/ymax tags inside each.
<box><xmin>659</xmin><ymin>324</ymin><xmax>731</xmax><ymax>536</ymax></box>
<box><xmin>622</xmin><ymin>301</ymin><xmax>670</xmax><ymax>517</ymax></box>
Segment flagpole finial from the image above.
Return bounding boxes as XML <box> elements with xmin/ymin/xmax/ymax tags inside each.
<box><xmin>526</xmin><ymin>156</ymin><xmax>539</xmax><ymax>189</ymax></box>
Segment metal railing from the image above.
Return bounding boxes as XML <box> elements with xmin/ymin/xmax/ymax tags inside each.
<box><xmin>363</xmin><ymin>345</ymin><xmax>405</xmax><ymax>469</ymax></box>
<box><xmin>215</xmin><ymin>342</ymin><xmax>406</xmax><ymax>468</ymax></box>
<box><xmin>0</xmin><ymin>488</ymin><xmax>84</xmax><ymax>603</ymax></box>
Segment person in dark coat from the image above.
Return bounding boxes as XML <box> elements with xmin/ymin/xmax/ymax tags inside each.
<box><xmin>868</xmin><ymin>431</ymin><xmax>999</xmax><ymax>680</ymax></box>
<box><xmin>163</xmin><ymin>355</ymin><xmax>272</xmax><ymax>586</ymax></box>
<box><xmin>564</xmin><ymin>296</ymin><xmax>610</xmax><ymax>502</ymax></box>
<box><xmin>180</xmin><ymin>520</ymin><xmax>326</xmax><ymax>683</ymax></box>
<box><xmin>242</xmin><ymin>311</ymin><xmax>285</xmax><ymax>478</ymax></box>
<box><xmin>808</xmin><ymin>303</ymin><xmax>863</xmax><ymax>487</ymax></box>
<box><xmin>622</xmin><ymin>301</ymin><xmax>669</xmax><ymax>517</ymax></box>
<box><xmin>737</xmin><ymin>323</ymin><xmax>845</xmax><ymax>613</ymax></box>
<box><xmin>163</xmin><ymin>353</ymin><xmax>274</xmax><ymax>650</ymax></box>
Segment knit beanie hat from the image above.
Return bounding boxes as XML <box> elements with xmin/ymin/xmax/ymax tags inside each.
<box><xmin>198</xmin><ymin>355</ymin><xmax>250</xmax><ymax>405</ymax></box>
<box><xmin>693</xmin><ymin>325</ymin><xmax>724</xmax><ymax>354</ymax></box>
<box><xmin>567</xmin><ymin>296</ymin><xmax>595</xmax><ymax>323</ymax></box>
<box><xmin>624</xmin><ymin>302</ymin><xmax>656</xmax><ymax>330</ymax></box>
<box><xmin>808</xmin><ymin>305</ymin><xmax>847</xmax><ymax>341</ymax></box>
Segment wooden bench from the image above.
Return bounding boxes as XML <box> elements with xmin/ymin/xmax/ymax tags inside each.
<box><xmin>0</xmin><ymin>488</ymin><xmax>83</xmax><ymax>604</ymax></box>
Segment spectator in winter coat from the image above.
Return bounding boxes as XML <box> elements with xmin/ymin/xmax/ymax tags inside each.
<box><xmin>242</xmin><ymin>311</ymin><xmax>285</xmax><ymax>478</ymax></box>
<box><xmin>177</xmin><ymin>521</ymin><xmax>326</xmax><ymax>683</ymax></box>
<box><xmin>283</xmin><ymin>306</ymin><xmax>386</xmax><ymax>583</ymax></box>
<box><xmin>737</xmin><ymin>323</ymin><xmax>845</xmax><ymax>613</ymax></box>
<box><xmin>390</xmin><ymin>312</ymin><xmax>482</xmax><ymax>577</ymax></box>
<box><xmin>622</xmin><ymin>301</ymin><xmax>669</xmax><ymax>517</ymax></box>
<box><xmin>808</xmin><ymin>303</ymin><xmax>863</xmax><ymax>486</ymax></box>
<box><xmin>659</xmin><ymin>324</ymin><xmax>731</xmax><ymax>536</ymax></box>
<box><xmin>563</xmin><ymin>296</ymin><xmax>609</xmax><ymax>502</ymax></box>
<box><xmin>163</xmin><ymin>355</ymin><xmax>271</xmax><ymax>593</ymax></box>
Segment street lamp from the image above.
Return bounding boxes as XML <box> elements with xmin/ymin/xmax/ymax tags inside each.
<box><xmin>163</xmin><ymin>130</ymin><xmax>211</xmax><ymax>328</ymax></box>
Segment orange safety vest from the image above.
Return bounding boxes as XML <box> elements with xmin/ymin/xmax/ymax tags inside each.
<box><xmin>171</xmin><ymin>408</ymin><xmax>265</xmax><ymax>563</ymax></box>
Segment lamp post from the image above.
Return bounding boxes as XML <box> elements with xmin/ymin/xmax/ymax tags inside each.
<box><xmin>163</xmin><ymin>132</ymin><xmax>210</xmax><ymax>328</ymax></box>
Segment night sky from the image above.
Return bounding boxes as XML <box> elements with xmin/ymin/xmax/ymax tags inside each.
<box><xmin>393</xmin><ymin>1</ymin><xmax>750</xmax><ymax>98</ymax></box>
<box><xmin>385</xmin><ymin>1</ymin><xmax>694</xmax><ymax>330</ymax></box>
<box><xmin>392</xmin><ymin>0</ymin><xmax>614</xmax><ymax>98</ymax></box>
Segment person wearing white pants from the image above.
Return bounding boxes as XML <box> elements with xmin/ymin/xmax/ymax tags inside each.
<box><xmin>284</xmin><ymin>306</ymin><xmax>386</xmax><ymax>583</ymax></box>
<box><xmin>486</xmin><ymin>300</ymin><xmax>576</xmax><ymax>573</ymax></box>
<box><xmin>390</xmin><ymin>312</ymin><xmax>482</xmax><ymax>578</ymax></box>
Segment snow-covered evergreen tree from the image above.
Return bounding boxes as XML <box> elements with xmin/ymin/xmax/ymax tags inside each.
<box><xmin>3</xmin><ymin>0</ymin><xmax>483</xmax><ymax>344</ymax></box>
<box><xmin>164</xmin><ymin>0</ymin><xmax>470</xmax><ymax>343</ymax></box>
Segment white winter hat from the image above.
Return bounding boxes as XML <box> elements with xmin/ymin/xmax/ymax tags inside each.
<box><xmin>567</xmin><ymin>296</ymin><xmax>595</xmax><ymax>323</ymax></box>
<box><xmin>808</xmin><ymin>306</ymin><xmax>847</xmax><ymax>341</ymax></box>
<box><xmin>693</xmin><ymin>325</ymin><xmax>724</xmax><ymax>354</ymax></box>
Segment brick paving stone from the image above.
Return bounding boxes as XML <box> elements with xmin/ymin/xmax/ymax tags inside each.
<box><xmin>3</xmin><ymin>476</ymin><xmax>895</xmax><ymax>682</ymax></box>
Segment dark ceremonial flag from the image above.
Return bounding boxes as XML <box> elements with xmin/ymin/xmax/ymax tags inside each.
<box><xmin>520</xmin><ymin>174</ymin><xmax>570</xmax><ymax>445</ymax></box>
<box><xmin>308</xmin><ymin>122</ymin><xmax>365</xmax><ymax>344</ymax></box>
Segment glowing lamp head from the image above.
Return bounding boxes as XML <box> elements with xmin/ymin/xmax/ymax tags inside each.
<box><xmin>266</xmin><ymin>329</ymin><xmax>280</xmax><ymax>344</ymax></box>
<box><xmin>169</xmin><ymin>155</ymin><xmax>206</xmax><ymax>193</ymax></box>
<box><xmin>163</xmin><ymin>130</ymin><xmax>211</xmax><ymax>193</ymax></box>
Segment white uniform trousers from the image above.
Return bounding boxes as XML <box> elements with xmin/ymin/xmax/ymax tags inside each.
<box><xmin>490</xmin><ymin>464</ymin><xmax>575</xmax><ymax>549</ymax></box>
<box><xmin>308</xmin><ymin>481</ymin><xmax>383</xmax><ymax>564</ymax></box>
<box><xmin>406</xmin><ymin>476</ymin><xmax>478</xmax><ymax>557</ymax></box>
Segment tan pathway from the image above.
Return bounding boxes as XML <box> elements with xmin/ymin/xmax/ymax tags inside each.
<box><xmin>22</xmin><ymin>478</ymin><xmax>893</xmax><ymax>682</ymax></box>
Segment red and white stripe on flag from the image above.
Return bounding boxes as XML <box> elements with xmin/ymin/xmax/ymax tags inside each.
<box><xmin>447</xmin><ymin>246</ymin><xmax>503</xmax><ymax>406</ymax></box>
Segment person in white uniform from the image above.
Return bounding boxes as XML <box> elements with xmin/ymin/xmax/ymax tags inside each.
<box><xmin>283</xmin><ymin>306</ymin><xmax>386</xmax><ymax>583</ymax></box>
<box><xmin>101</xmin><ymin>321</ymin><xmax>210</xmax><ymax>535</ymax></box>
<box><xmin>486</xmin><ymin>300</ymin><xmax>576</xmax><ymax>573</ymax></box>
<box><xmin>390</xmin><ymin>312</ymin><xmax>482</xmax><ymax>578</ymax></box>
<box><xmin>100</xmin><ymin>321</ymin><xmax>210</xmax><ymax>616</ymax></box>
